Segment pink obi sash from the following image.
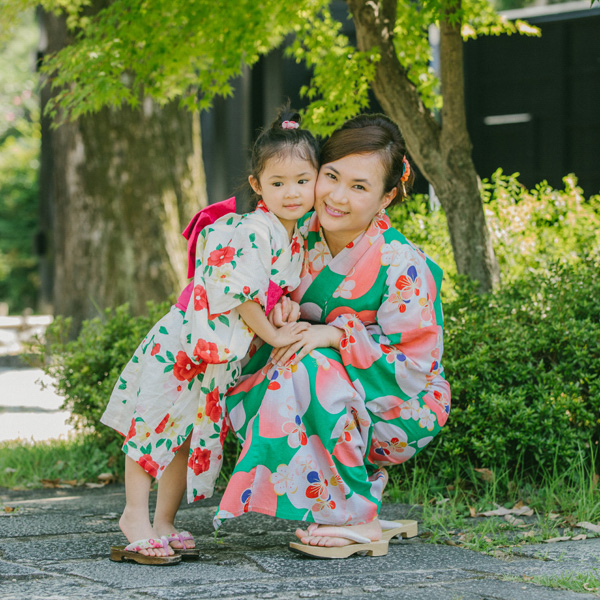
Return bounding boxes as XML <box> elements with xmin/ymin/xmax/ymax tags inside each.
<box><xmin>175</xmin><ymin>197</ymin><xmax>237</xmax><ymax>311</ymax></box>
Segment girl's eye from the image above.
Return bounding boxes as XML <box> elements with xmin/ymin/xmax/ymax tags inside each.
<box><xmin>272</xmin><ymin>182</ymin><xmax>283</xmax><ymax>187</ymax></box>
<box><xmin>353</xmin><ymin>184</ymin><xmax>365</xmax><ymax>191</ymax></box>
<box><xmin>298</xmin><ymin>179</ymin><xmax>309</xmax><ymax>184</ymax></box>
<box><xmin>326</xmin><ymin>172</ymin><xmax>337</xmax><ymax>180</ymax></box>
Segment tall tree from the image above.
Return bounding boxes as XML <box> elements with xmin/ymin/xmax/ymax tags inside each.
<box><xmin>5</xmin><ymin>0</ymin><xmax>538</xmax><ymax>306</ymax></box>
<box><xmin>37</xmin><ymin>6</ymin><xmax>204</xmax><ymax>331</ymax></box>
<box><xmin>351</xmin><ymin>0</ymin><xmax>500</xmax><ymax>289</ymax></box>
<box><xmin>292</xmin><ymin>0</ymin><xmax>538</xmax><ymax>291</ymax></box>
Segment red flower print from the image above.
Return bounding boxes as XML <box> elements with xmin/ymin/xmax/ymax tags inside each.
<box><xmin>151</xmin><ymin>343</ymin><xmax>161</xmax><ymax>356</ymax></box>
<box><xmin>193</xmin><ymin>285</ymin><xmax>208</xmax><ymax>311</ymax></box>
<box><xmin>219</xmin><ymin>420</ymin><xmax>230</xmax><ymax>446</ymax></box>
<box><xmin>207</xmin><ymin>246</ymin><xmax>235</xmax><ymax>267</ymax></box>
<box><xmin>188</xmin><ymin>448</ymin><xmax>211</xmax><ymax>476</ymax></box>
<box><xmin>396</xmin><ymin>265</ymin><xmax>421</xmax><ymax>302</ymax></box>
<box><xmin>305</xmin><ymin>471</ymin><xmax>329</xmax><ymax>500</ymax></box>
<box><xmin>154</xmin><ymin>413</ymin><xmax>170</xmax><ymax>434</ymax></box>
<box><xmin>173</xmin><ymin>351</ymin><xmax>206</xmax><ymax>382</ymax></box>
<box><xmin>125</xmin><ymin>419</ymin><xmax>137</xmax><ymax>442</ymax></box>
<box><xmin>243</xmin><ymin>286</ymin><xmax>251</xmax><ymax>295</ymax></box>
<box><xmin>205</xmin><ymin>387</ymin><xmax>222</xmax><ymax>423</ymax></box>
<box><xmin>193</xmin><ymin>339</ymin><xmax>222</xmax><ymax>364</ymax></box>
<box><xmin>138</xmin><ymin>454</ymin><xmax>159</xmax><ymax>478</ymax></box>
<box><xmin>291</xmin><ymin>238</ymin><xmax>301</xmax><ymax>255</ymax></box>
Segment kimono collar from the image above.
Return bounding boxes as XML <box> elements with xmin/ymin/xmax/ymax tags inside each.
<box><xmin>309</xmin><ymin>211</ymin><xmax>391</xmax><ymax>253</ymax></box>
<box><xmin>255</xmin><ymin>199</ymin><xmax>300</xmax><ymax>246</ymax></box>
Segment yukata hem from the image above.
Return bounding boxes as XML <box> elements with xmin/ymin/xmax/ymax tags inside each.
<box><xmin>122</xmin><ymin>442</ymin><xmax>217</xmax><ymax>502</ymax></box>
<box><xmin>213</xmin><ymin>503</ymin><xmax>378</xmax><ymax>529</ymax></box>
<box><xmin>99</xmin><ymin>413</ymin><xmax>127</xmax><ymax>438</ymax></box>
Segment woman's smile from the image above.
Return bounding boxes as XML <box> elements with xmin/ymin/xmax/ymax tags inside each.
<box><xmin>322</xmin><ymin>202</ymin><xmax>349</xmax><ymax>217</ymax></box>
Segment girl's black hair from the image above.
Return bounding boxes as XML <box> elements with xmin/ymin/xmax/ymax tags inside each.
<box><xmin>249</xmin><ymin>104</ymin><xmax>320</xmax><ymax>191</ymax></box>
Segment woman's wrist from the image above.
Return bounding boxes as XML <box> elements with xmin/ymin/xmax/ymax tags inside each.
<box><xmin>328</xmin><ymin>325</ymin><xmax>343</xmax><ymax>348</ymax></box>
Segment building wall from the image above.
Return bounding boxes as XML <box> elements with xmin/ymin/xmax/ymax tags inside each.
<box><xmin>464</xmin><ymin>3</ymin><xmax>600</xmax><ymax>195</ymax></box>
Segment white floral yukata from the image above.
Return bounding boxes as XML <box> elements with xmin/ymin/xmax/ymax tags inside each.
<box><xmin>101</xmin><ymin>200</ymin><xmax>303</xmax><ymax>502</ymax></box>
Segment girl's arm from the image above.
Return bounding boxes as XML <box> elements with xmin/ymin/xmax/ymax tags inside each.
<box><xmin>238</xmin><ymin>300</ymin><xmax>309</xmax><ymax>348</ymax></box>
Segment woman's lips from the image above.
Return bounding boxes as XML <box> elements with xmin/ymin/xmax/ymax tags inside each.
<box><xmin>323</xmin><ymin>202</ymin><xmax>348</xmax><ymax>217</ymax></box>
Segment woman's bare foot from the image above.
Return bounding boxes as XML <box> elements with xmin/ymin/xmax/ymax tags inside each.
<box><xmin>154</xmin><ymin>520</ymin><xmax>196</xmax><ymax>550</ymax></box>
<box><xmin>119</xmin><ymin>508</ymin><xmax>172</xmax><ymax>557</ymax></box>
<box><xmin>294</xmin><ymin>520</ymin><xmax>382</xmax><ymax>547</ymax></box>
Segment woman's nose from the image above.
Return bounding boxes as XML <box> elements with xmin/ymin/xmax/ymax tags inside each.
<box><xmin>328</xmin><ymin>184</ymin><xmax>346</xmax><ymax>204</ymax></box>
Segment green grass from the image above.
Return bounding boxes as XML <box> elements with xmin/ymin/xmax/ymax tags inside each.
<box><xmin>384</xmin><ymin>443</ymin><xmax>600</xmax><ymax>553</ymax></box>
<box><xmin>0</xmin><ymin>435</ymin><xmax>123</xmax><ymax>489</ymax></box>
<box><xmin>504</xmin><ymin>572</ymin><xmax>600</xmax><ymax>597</ymax></box>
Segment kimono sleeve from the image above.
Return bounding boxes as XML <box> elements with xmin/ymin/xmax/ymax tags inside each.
<box><xmin>201</xmin><ymin>213</ymin><xmax>274</xmax><ymax>314</ymax></box>
<box><xmin>328</xmin><ymin>243</ymin><xmax>450</xmax><ymax>426</ymax></box>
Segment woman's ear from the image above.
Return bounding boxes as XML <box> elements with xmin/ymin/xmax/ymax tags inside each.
<box><xmin>381</xmin><ymin>186</ymin><xmax>397</xmax><ymax>210</ymax></box>
<box><xmin>248</xmin><ymin>175</ymin><xmax>261</xmax><ymax>195</ymax></box>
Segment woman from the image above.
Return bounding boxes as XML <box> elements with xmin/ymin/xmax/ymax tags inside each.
<box><xmin>215</xmin><ymin>114</ymin><xmax>451</xmax><ymax>558</ymax></box>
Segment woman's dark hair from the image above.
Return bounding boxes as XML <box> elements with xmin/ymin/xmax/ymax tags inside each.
<box><xmin>249</xmin><ymin>104</ymin><xmax>320</xmax><ymax>185</ymax></box>
<box><xmin>320</xmin><ymin>113</ymin><xmax>415</xmax><ymax>205</ymax></box>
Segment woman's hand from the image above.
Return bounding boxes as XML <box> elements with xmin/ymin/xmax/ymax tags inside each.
<box><xmin>270</xmin><ymin>324</ymin><xmax>343</xmax><ymax>366</ymax></box>
<box><xmin>268</xmin><ymin>296</ymin><xmax>300</xmax><ymax>327</ymax></box>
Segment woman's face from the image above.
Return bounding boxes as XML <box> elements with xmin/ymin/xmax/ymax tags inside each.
<box><xmin>314</xmin><ymin>152</ymin><xmax>397</xmax><ymax>245</ymax></box>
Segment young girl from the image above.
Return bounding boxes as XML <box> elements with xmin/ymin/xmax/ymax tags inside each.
<box><xmin>102</xmin><ymin>107</ymin><xmax>319</xmax><ymax>565</ymax></box>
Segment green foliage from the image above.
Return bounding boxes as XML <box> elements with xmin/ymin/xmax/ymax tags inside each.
<box><xmin>389</xmin><ymin>172</ymin><xmax>600</xmax><ymax>299</ymax></box>
<box><xmin>0</xmin><ymin>10</ymin><xmax>40</xmax><ymax>312</ymax></box>
<box><xmin>483</xmin><ymin>171</ymin><xmax>600</xmax><ymax>284</ymax></box>
<box><xmin>1</xmin><ymin>0</ymin><xmax>539</xmax><ymax>133</ymax></box>
<box><xmin>40</xmin><ymin>301</ymin><xmax>171</xmax><ymax>438</ymax></box>
<box><xmin>37</xmin><ymin>0</ymin><xmax>331</xmax><ymax>123</ymax></box>
<box><xmin>287</xmin><ymin>6</ymin><xmax>378</xmax><ymax>136</ymax></box>
<box><xmin>437</xmin><ymin>255</ymin><xmax>600</xmax><ymax>477</ymax></box>
<box><xmin>0</xmin><ymin>435</ymin><xmax>121</xmax><ymax>488</ymax></box>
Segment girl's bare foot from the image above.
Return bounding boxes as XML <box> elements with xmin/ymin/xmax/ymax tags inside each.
<box><xmin>294</xmin><ymin>520</ymin><xmax>382</xmax><ymax>547</ymax></box>
<box><xmin>119</xmin><ymin>508</ymin><xmax>173</xmax><ymax>557</ymax></box>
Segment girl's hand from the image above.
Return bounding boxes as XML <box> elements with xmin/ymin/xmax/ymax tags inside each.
<box><xmin>270</xmin><ymin>321</ymin><xmax>310</xmax><ymax>348</ymax></box>
<box><xmin>268</xmin><ymin>296</ymin><xmax>300</xmax><ymax>327</ymax></box>
<box><xmin>270</xmin><ymin>325</ymin><xmax>343</xmax><ymax>366</ymax></box>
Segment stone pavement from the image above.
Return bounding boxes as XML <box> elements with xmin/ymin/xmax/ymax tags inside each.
<box><xmin>1</xmin><ymin>485</ymin><xmax>600</xmax><ymax>600</ymax></box>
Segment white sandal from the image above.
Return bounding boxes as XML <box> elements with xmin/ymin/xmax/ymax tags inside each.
<box><xmin>289</xmin><ymin>528</ymin><xmax>389</xmax><ymax>559</ymax></box>
<box><xmin>379</xmin><ymin>519</ymin><xmax>418</xmax><ymax>541</ymax></box>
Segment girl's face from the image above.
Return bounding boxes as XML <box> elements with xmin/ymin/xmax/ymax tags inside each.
<box><xmin>249</xmin><ymin>153</ymin><xmax>317</xmax><ymax>237</ymax></box>
<box><xmin>315</xmin><ymin>152</ymin><xmax>396</xmax><ymax>247</ymax></box>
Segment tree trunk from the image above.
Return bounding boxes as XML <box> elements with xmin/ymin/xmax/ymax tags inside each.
<box><xmin>39</xmin><ymin>8</ymin><xmax>207</xmax><ymax>334</ymax></box>
<box><xmin>347</xmin><ymin>0</ymin><xmax>500</xmax><ymax>291</ymax></box>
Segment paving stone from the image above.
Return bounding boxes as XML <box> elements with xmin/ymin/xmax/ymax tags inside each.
<box><xmin>2</xmin><ymin>484</ymin><xmax>600</xmax><ymax>600</ymax></box>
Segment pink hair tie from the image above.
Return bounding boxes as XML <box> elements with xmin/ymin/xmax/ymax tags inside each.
<box><xmin>400</xmin><ymin>156</ymin><xmax>411</xmax><ymax>182</ymax></box>
<box><xmin>282</xmin><ymin>120</ymin><xmax>299</xmax><ymax>130</ymax></box>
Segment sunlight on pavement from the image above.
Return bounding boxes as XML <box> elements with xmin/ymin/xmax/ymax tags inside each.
<box><xmin>0</xmin><ymin>368</ymin><xmax>73</xmax><ymax>442</ymax></box>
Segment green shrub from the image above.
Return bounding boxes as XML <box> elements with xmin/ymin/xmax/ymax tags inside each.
<box><xmin>435</xmin><ymin>253</ymin><xmax>600</xmax><ymax>478</ymax></box>
<box><xmin>388</xmin><ymin>171</ymin><xmax>600</xmax><ymax>299</ymax></box>
<box><xmin>40</xmin><ymin>300</ymin><xmax>241</xmax><ymax>481</ymax></box>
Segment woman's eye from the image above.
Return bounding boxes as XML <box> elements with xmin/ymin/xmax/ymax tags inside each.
<box><xmin>326</xmin><ymin>172</ymin><xmax>336</xmax><ymax>180</ymax></box>
<box><xmin>298</xmin><ymin>179</ymin><xmax>309</xmax><ymax>184</ymax></box>
<box><xmin>353</xmin><ymin>184</ymin><xmax>365</xmax><ymax>191</ymax></box>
